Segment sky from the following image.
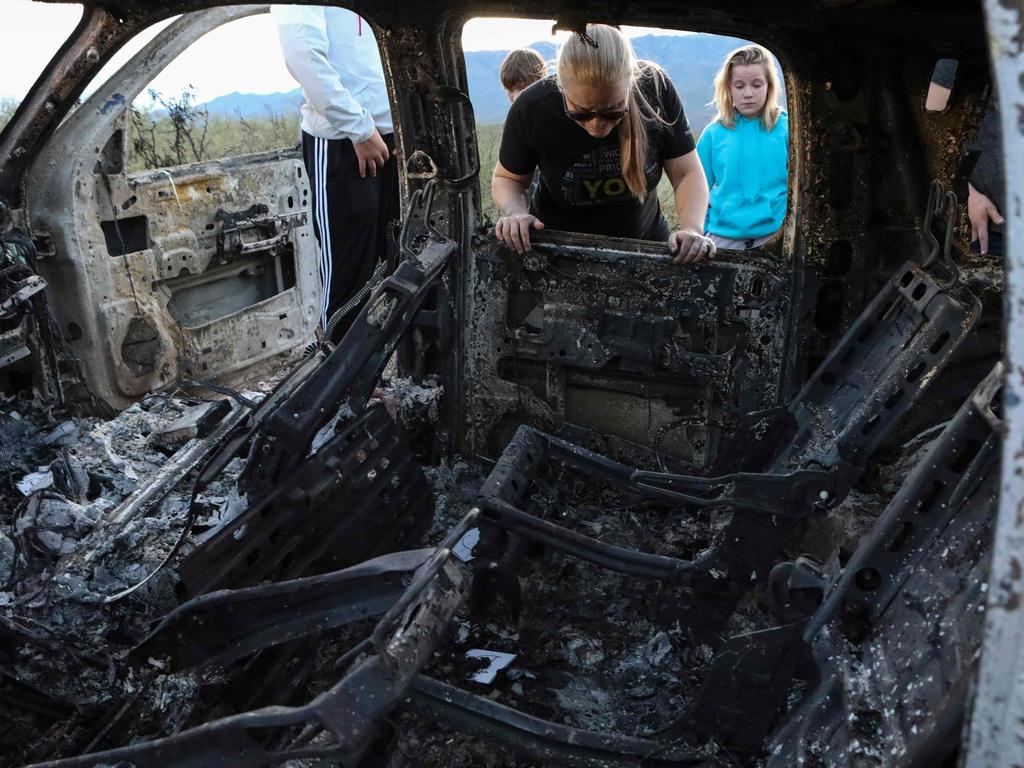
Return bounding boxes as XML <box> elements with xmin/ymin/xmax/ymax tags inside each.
<box><xmin>1</xmin><ymin>1</ymin><xmax>692</xmax><ymax>105</ymax></box>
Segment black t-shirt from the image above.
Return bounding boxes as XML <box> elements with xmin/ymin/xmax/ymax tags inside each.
<box><xmin>932</xmin><ymin>59</ymin><xmax>1005</xmax><ymax>229</ymax></box>
<box><xmin>498</xmin><ymin>69</ymin><xmax>696</xmax><ymax>240</ymax></box>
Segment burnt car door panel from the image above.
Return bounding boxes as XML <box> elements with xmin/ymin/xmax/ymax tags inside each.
<box><xmin>25</xmin><ymin>8</ymin><xmax>319</xmax><ymax>410</ymax></box>
<box><xmin>463</xmin><ymin>231</ymin><xmax>790</xmax><ymax>469</ymax></box>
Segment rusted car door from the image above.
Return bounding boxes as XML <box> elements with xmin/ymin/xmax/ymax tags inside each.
<box><xmin>24</xmin><ymin>7</ymin><xmax>319</xmax><ymax>411</ymax></box>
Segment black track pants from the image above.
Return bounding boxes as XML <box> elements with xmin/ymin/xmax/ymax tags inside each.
<box><xmin>302</xmin><ymin>130</ymin><xmax>398</xmax><ymax>330</ymax></box>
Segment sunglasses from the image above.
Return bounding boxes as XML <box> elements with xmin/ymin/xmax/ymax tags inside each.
<box><xmin>561</xmin><ymin>91</ymin><xmax>629</xmax><ymax>123</ymax></box>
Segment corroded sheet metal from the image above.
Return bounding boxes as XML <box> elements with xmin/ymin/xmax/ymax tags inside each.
<box><xmin>966</xmin><ymin>2</ymin><xmax>1024</xmax><ymax>766</ymax></box>
<box><xmin>23</xmin><ymin>8</ymin><xmax>318</xmax><ymax>409</ymax></box>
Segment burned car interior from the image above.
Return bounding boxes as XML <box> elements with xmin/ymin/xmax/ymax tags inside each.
<box><xmin>0</xmin><ymin>0</ymin><xmax>1014</xmax><ymax>766</ymax></box>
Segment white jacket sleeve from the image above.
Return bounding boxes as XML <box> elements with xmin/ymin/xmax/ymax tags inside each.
<box><xmin>272</xmin><ymin>6</ymin><xmax>376</xmax><ymax>143</ymax></box>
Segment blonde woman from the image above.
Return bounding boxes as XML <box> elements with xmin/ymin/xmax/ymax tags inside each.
<box><xmin>696</xmin><ymin>44</ymin><xmax>788</xmax><ymax>250</ymax></box>
<box><xmin>492</xmin><ymin>24</ymin><xmax>715</xmax><ymax>264</ymax></box>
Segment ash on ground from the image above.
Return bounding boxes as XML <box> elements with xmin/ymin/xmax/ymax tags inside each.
<box><xmin>0</xmin><ymin>386</ymin><xmax>263</xmax><ymax>765</ymax></box>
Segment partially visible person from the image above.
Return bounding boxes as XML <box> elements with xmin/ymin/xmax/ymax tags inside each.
<box><xmin>272</xmin><ymin>6</ymin><xmax>397</xmax><ymax>337</ymax></box>
<box><xmin>696</xmin><ymin>44</ymin><xmax>788</xmax><ymax>251</ymax></box>
<box><xmin>500</xmin><ymin>48</ymin><xmax>547</xmax><ymax>102</ymax></box>
<box><xmin>929</xmin><ymin>59</ymin><xmax>1004</xmax><ymax>256</ymax></box>
<box><xmin>492</xmin><ymin>24</ymin><xmax>714</xmax><ymax>264</ymax></box>
<box><xmin>499</xmin><ymin>48</ymin><xmax>546</xmax><ymax>207</ymax></box>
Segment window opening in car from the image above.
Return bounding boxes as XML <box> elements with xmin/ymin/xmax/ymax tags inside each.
<box><xmin>0</xmin><ymin>1</ymin><xmax>83</xmax><ymax>132</ymax></box>
<box><xmin>126</xmin><ymin>11</ymin><xmax>300</xmax><ymax>173</ymax></box>
<box><xmin>462</xmin><ymin>17</ymin><xmax>789</xmax><ymax>235</ymax></box>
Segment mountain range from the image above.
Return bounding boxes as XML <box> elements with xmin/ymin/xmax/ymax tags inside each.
<box><xmin>200</xmin><ymin>33</ymin><xmax>769</xmax><ymax>133</ymax></box>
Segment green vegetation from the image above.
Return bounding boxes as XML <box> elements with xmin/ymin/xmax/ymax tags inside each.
<box><xmin>0</xmin><ymin>98</ymin><xmax>19</xmax><ymax>133</ymax></box>
<box><xmin>128</xmin><ymin>88</ymin><xmax>299</xmax><ymax>172</ymax></box>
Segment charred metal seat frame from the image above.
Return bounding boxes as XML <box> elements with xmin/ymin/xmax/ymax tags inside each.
<box><xmin>240</xmin><ymin>182</ymin><xmax>454</xmax><ymax>497</ymax></box>
<box><xmin>762</xmin><ymin>363</ymin><xmax>1003</xmax><ymax>766</ymax></box>
<box><xmin>27</xmin><ymin>510</ymin><xmax>708</xmax><ymax>768</ymax></box>
<box><xmin>474</xmin><ymin>259</ymin><xmax>982</xmax><ymax>595</ymax></box>
<box><xmin>414</xmin><ymin>285</ymin><xmax>991</xmax><ymax>764</ymax></box>
<box><xmin>652</xmin><ymin>364</ymin><xmax>1005</xmax><ymax>758</ymax></box>
<box><xmin>50</xmin><ymin>351</ymin><xmax>999</xmax><ymax>767</ymax></box>
<box><xmin>24</xmin><ymin>519</ymin><xmax>473</xmax><ymax>768</ymax></box>
<box><xmin>179</xmin><ymin>401</ymin><xmax>433</xmax><ymax>595</ymax></box>
<box><xmin>171</xmin><ymin>183</ymin><xmax>454</xmax><ymax>595</ymax></box>
<box><xmin>372</xmin><ymin>259</ymin><xmax>984</xmax><ymax>763</ymax></box>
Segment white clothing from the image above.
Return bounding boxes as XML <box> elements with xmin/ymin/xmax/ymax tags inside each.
<box><xmin>272</xmin><ymin>5</ymin><xmax>393</xmax><ymax>143</ymax></box>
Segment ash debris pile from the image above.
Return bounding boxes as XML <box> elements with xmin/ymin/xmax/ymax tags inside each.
<box><xmin>0</xmin><ymin>388</ymin><xmax>255</xmax><ymax>762</ymax></box>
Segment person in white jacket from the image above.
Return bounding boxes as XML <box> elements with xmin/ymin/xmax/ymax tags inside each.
<box><xmin>272</xmin><ymin>5</ymin><xmax>396</xmax><ymax>337</ymax></box>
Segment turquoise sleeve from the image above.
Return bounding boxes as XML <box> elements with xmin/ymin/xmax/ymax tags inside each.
<box><xmin>696</xmin><ymin>127</ymin><xmax>715</xmax><ymax>189</ymax></box>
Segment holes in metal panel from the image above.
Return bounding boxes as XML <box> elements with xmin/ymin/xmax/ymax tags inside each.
<box><xmin>907</xmin><ymin>361</ymin><xmax>927</xmax><ymax>383</ymax></box>
<box><xmin>861</xmin><ymin>413</ymin><xmax>881</xmax><ymax>435</ymax></box>
<box><xmin>101</xmin><ymin>215</ymin><xmax>150</xmax><ymax>256</ymax></box>
<box><xmin>912</xmin><ymin>283</ymin><xmax>927</xmax><ymax>301</ymax></box>
<box><xmin>929</xmin><ymin>330</ymin><xmax>951</xmax><ymax>355</ymax></box>
<box><xmin>917</xmin><ymin>481</ymin><xmax>945</xmax><ymax>514</ymax></box>
<box><xmin>814</xmin><ymin>282</ymin><xmax>845</xmax><ymax>333</ymax></box>
<box><xmin>884</xmin><ymin>389</ymin><xmax>904</xmax><ymax>409</ymax></box>
<box><xmin>855</xmin><ymin>567</ymin><xmax>882</xmax><ymax>592</ymax></box>
<box><xmin>951</xmin><ymin>438</ymin><xmax>983</xmax><ymax>473</ymax></box>
<box><xmin>900</xmin><ymin>271</ymin><xmax>915</xmax><ymax>287</ymax></box>
<box><xmin>887</xmin><ymin>522</ymin><xmax>914</xmax><ymax>553</ymax></box>
<box><xmin>825</xmin><ymin>240</ymin><xmax>853</xmax><ymax>277</ymax></box>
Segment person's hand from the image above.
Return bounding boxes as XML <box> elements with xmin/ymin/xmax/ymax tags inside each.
<box><xmin>967</xmin><ymin>183</ymin><xmax>1004</xmax><ymax>255</ymax></box>
<box><xmin>495</xmin><ymin>212</ymin><xmax>545</xmax><ymax>253</ymax></box>
<box><xmin>669</xmin><ymin>228</ymin><xmax>716</xmax><ymax>264</ymax></box>
<box><xmin>353</xmin><ymin>129</ymin><xmax>389</xmax><ymax>178</ymax></box>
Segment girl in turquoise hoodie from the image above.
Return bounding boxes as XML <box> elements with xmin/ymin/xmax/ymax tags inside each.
<box><xmin>697</xmin><ymin>45</ymin><xmax>788</xmax><ymax>250</ymax></box>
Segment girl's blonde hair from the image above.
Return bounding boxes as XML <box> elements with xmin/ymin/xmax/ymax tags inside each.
<box><xmin>712</xmin><ymin>44</ymin><xmax>783</xmax><ymax>131</ymax></box>
<box><xmin>557</xmin><ymin>24</ymin><xmax>669</xmax><ymax>202</ymax></box>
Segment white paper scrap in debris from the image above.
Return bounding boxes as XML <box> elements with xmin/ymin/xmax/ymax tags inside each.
<box><xmin>16</xmin><ymin>469</ymin><xmax>53</xmax><ymax>496</ymax></box>
<box><xmin>44</xmin><ymin>420</ymin><xmax>78</xmax><ymax>445</ymax></box>
<box><xmin>452</xmin><ymin>527</ymin><xmax>480</xmax><ymax>562</ymax></box>
<box><xmin>466</xmin><ymin>649</ymin><xmax>516</xmax><ymax>684</ymax></box>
